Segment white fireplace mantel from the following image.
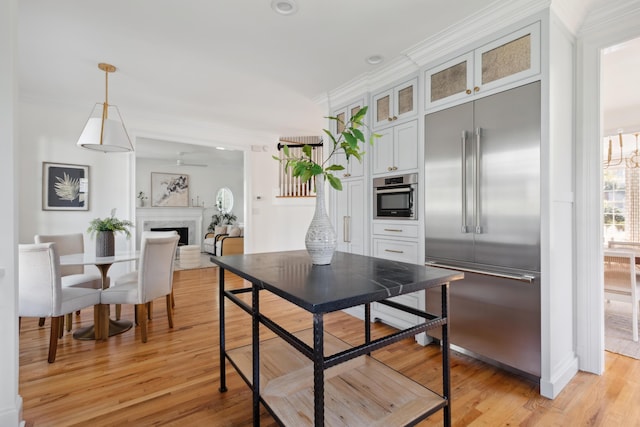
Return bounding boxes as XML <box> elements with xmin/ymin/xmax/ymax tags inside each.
<box><xmin>135</xmin><ymin>207</ymin><xmax>205</xmax><ymax>249</ymax></box>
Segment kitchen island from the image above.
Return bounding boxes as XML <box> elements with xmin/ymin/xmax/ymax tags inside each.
<box><xmin>211</xmin><ymin>250</ymin><xmax>463</xmax><ymax>426</ymax></box>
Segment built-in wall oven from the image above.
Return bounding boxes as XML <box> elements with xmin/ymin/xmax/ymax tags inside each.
<box><xmin>373</xmin><ymin>173</ymin><xmax>418</xmax><ymax>220</ymax></box>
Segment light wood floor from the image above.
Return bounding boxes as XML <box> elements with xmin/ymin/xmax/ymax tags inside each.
<box><xmin>19</xmin><ymin>267</ymin><xmax>640</xmax><ymax>426</ymax></box>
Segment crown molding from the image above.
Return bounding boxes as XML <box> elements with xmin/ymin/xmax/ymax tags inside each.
<box><xmin>326</xmin><ymin>0</ymin><xmax>549</xmax><ymax>106</ymax></box>
<box><xmin>405</xmin><ymin>0</ymin><xmax>549</xmax><ymax>67</ymax></box>
<box><xmin>579</xmin><ymin>0</ymin><xmax>640</xmax><ymax>35</ymax></box>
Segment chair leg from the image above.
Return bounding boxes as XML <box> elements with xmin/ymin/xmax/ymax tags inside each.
<box><xmin>147</xmin><ymin>301</ymin><xmax>153</xmax><ymax>320</ymax></box>
<box><xmin>137</xmin><ymin>304</ymin><xmax>148</xmax><ymax>343</ymax></box>
<box><xmin>100</xmin><ymin>304</ymin><xmax>110</xmax><ymax>341</ymax></box>
<box><xmin>171</xmin><ymin>289</ymin><xmax>175</xmax><ymax>309</ymax></box>
<box><xmin>166</xmin><ymin>294</ymin><xmax>174</xmax><ymax>329</ymax></box>
<box><xmin>38</xmin><ymin>317</ymin><xmax>45</xmax><ymax>327</ymax></box>
<box><xmin>48</xmin><ymin>316</ymin><xmax>62</xmax><ymax>363</ymax></box>
<box><xmin>65</xmin><ymin>313</ymin><xmax>72</xmax><ymax>332</ymax></box>
<box><xmin>115</xmin><ymin>304</ymin><xmax>121</xmax><ymax>320</ymax></box>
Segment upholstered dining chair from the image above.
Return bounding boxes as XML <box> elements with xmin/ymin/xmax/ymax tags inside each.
<box><xmin>34</xmin><ymin>233</ymin><xmax>103</xmax><ymax>331</ymax></box>
<box><xmin>101</xmin><ymin>234</ymin><xmax>179</xmax><ymax>342</ymax></box>
<box><xmin>18</xmin><ymin>243</ymin><xmax>102</xmax><ymax>362</ymax></box>
<box><xmin>114</xmin><ymin>230</ymin><xmax>179</xmax><ymax>321</ymax></box>
<box><xmin>604</xmin><ymin>249</ymin><xmax>640</xmax><ymax>342</ymax></box>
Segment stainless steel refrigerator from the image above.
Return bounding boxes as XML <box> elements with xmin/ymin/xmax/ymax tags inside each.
<box><xmin>424</xmin><ymin>81</ymin><xmax>541</xmax><ymax>378</ymax></box>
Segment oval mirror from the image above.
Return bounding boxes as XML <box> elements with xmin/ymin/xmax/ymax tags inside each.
<box><xmin>215</xmin><ymin>187</ymin><xmax>234</xmax><ymax>213</ymax></box>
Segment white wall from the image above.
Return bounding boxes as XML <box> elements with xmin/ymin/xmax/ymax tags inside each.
<box><xmin>245</xmin><ymin>147</ymin><xmax>314</xmax><ymax>254</ymax></box>
<box><xmin>0</xmin><ymin>0</ymin><xmax>22</xmax><ymax>425</ymax></box>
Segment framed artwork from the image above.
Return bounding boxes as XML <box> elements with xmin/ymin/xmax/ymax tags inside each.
<box><xmin>151</xmin><ymin>172</ymin><xmax>189</xmax><ymax>207</ymax></box>
<box><xmin>42</xmin><ymin>162</ymin><xmax>89</xmax><ymax>211</ymax></box>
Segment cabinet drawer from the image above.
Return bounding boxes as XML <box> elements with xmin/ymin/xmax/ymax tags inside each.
<box><xmin>373</xmin><ymin>238</ymin><xmax>418</xmax><ymax>264</ymax></box>
<box><xmin>373</xmin><ymin>223</ymin><xmax>419</xmax><ymax>238</ymax></box>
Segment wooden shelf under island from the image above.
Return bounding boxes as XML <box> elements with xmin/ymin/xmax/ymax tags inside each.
<box><xmin>226</xmin><ymin>328</ymin><xmax>446</xmax><ymax>426</ymax></box>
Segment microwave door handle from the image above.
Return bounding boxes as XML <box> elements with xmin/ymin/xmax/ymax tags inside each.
<box><xmin>461</xmin><ymin>131</ymin><xmax>468</xmax><ymax>233</ymax></box>
<box><xmin>375</xmin><ymin>187</ymin><xmax>412</xmax><ymax>194</ymax></box>
<box><xmin>475</xmin><ymin>127</ymin><xmax>482</xmax><ymax>234</ymax></box>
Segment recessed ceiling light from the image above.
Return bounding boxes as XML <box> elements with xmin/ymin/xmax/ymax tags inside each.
<box><xmin>216</xmin><ymin>147</ymin><xmax>226</xmax><ymax>150</ymax></box>
<box><xmin>272</xmin><ymin>0</ymin><xmax>298</xmax><ymax>15</ymax></box>
<box><xmin>366</xmin><ymin>55</ymin><xmax>384</xmax><ymax>65</ymax></box>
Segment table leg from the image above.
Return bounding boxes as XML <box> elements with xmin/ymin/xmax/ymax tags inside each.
<box><xmin>72</xmin><ymin>262</ymin><xmax>133</xmax><ymax>341</ymax></box>
<box><xmin>219</xmin><ymin>267</ymin><xmax>228</xmax><ymax>393</ymax></box>
<box><xmin>442</xmin><ymin>282</ymin><xmax>451</xmax><ymax>427</ymax></box>
<box><xmin>313</xmin><ymin>313</ymin><xmax>325</xmax><ymax>427</ymax></box>
<box><xmin>252</xmin><ymin>284</ymin><xmax>260</xmax><ymax>427</ymax></box>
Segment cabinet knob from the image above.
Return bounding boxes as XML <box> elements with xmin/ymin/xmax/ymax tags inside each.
<box><xmin>387</xmin><ymin>166</ymin><xmax>393</xmax><ymax>171</ymax></box>
<box><xmin>466</xmin><ymin>89</ymin><xmax>472</xmax><ymax>95</ymax></box>
<box><xmin>388</xmin><ymin>117</ymin><xmax>393</xmax><ymax>122</ymax></box>
<box><xmin>474</xmin><ymin>86</ymin><xmax>480</xmax><ymax>92</ymax></box>
<box><xmin>393</xmin><ymin>166</ymin><xmax>398</xmax><ymax>170</ymax></box>
<box><xmin>344</xmin><ymin>173</ymin><xmax>351</xmax><ymax>177</ymax></box>
<box><xmin>393</xmin><ymin>116</ymin><xmax>398</xmax><ymax>121</ymax></box>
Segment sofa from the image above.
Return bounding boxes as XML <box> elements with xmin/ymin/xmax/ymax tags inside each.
<box><xmin>203</xmin><ymin>225</ymin><xmax>244</xmax><ymax>256</ymax></box>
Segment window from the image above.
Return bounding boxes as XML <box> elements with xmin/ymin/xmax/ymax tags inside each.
<box><xmin>603</xmin><ymin>167</ymin><xmax>626</xmax><ymax>241</ymax></box>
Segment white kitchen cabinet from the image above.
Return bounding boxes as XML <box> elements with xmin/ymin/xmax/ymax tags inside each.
<box><xmin>331</xmin><ymin>99</ymin><xmax>366</xmax><ymax>179</ymax></box>
<box><xmin>372</xmin><ymin>222</ymin><xmax>419</xmax><ymax>239</ymax></box>
<box><xmin>335</xmin><ymin>179</ymin><xmax>366</xmax><ymax>255</ymax></box>
<box><xmin>371</xmin><ymin>236</ymin><xmax>422</xmax><ymax>331</ymax></box>
<box><xmin>372</xmin><ymin>238</ymin><xmax>419</xmax><ymax>264</ymax></box>
<box><xmin>372</xmin><ymin>77</ymin><xmax>417</xmax><ymax>129</ymax></box>
<box><xmin>371</xmin><ymin>119</ymin><xmax>418</xmax><ymax>176</ymax></box>
<box><xmin>425</xmin><ymin>22</ymin><xmax>540</xmax><ymax>110</ymax></box>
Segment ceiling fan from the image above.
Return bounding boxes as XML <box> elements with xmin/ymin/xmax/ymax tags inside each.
<box><xmin>171</xmin><ymin>152</ymin><xmax>208</xmax><ymax>167</ymax></box>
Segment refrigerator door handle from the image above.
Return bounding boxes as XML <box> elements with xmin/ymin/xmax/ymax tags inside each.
<box><xmin>461</xmin><ymin>130</ymin><xmax>468</xmax><ymax>233</ymax></box>
<box><xmin>425</xmin><ymin>261</ymin><xmax>536</xmax><ymax>283</ymax></box>
<box><xmin>475</xmin><ymin>127</ymin><xmax>483</xmax><ymax>234</ymax></box>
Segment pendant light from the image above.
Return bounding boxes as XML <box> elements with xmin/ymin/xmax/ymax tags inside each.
<box><xmin>77</xmin><ymin>63</ymin><xmax>133</xmax><ymax>152</ymax></box>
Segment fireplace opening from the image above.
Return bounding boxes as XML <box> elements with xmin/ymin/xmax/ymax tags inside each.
<box><xmin>150</xmin><ymin>227</ymin><xmax>189</xmax><ymax>246</ymax></box>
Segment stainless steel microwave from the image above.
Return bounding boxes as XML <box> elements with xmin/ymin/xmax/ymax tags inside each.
<box><xmin>373</xmin><ymin>173</ymin><xmax>418</xmax><ymax>220</ymax></box>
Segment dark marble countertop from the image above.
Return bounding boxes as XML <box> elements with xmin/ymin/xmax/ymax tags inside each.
<box><xmin>211</xmin><ymin>250</ymin><xmax>464</xmax><ymax>313</ymax></box>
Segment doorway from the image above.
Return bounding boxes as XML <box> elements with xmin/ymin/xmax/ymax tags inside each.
<box><xmin>577</xmin><ymin>6</ymin><xmax>640</xmax><ymax>375</ymax></box>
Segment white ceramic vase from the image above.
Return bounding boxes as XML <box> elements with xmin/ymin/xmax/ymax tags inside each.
<box><xmin>305</xmin><ymin>175</ymin><xmax>337</xmax><ymax>265</ymax></box>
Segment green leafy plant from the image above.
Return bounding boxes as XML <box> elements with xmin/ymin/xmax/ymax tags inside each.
<box><xmin>208</xmin><ymin>211</ymin><xmax>237</xmax><ymax>232</ymax></box>
<box><xmin>87</xmin><ymin>208</ymin><xmax>134</xmax><ymax>238</ymax></box>
<box><xmin>136</xmin><ymin>191</ymin><xmax>148</xmax><ymax>201</ymax></box>
<box><xmin>274</xmin><ymin>106</ymin><xmax>378</xmax><ymax>191</ymax></box>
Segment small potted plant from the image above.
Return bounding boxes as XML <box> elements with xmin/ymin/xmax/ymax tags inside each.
<box><xmin>137</xmin><ymin>191</ymin><xmax>148</xmax><ymax>207</ymax></box>
<box><xmin>274</xmin><ymin>106</ymin><xmax>378</xmax><ymax>264</ymax></box>
<box><xmin>208</xmin><ymin>211</ymin><xmax>238</xmax><ymax>233</ymax></box>
<box><xmin>87</xmin><ymin>208</ymin><xmax>134</xmax><ymax>257</ymax></box>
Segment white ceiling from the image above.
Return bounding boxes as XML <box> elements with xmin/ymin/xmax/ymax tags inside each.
<box><xmin>17</xmin><ymin>0</ymin><xmax>634</xmax><ymax>157</ymax></box>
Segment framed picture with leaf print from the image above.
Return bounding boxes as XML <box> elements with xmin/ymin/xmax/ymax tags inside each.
<box><xmin>42</xmin><ymin>162</ymin><xmax>89</xmax><ymax>211</ymax></box>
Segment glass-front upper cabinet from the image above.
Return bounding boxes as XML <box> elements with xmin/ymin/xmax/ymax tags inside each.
<box><xmin>425</xmin><ymin>22</ymin><xmax>540</xmax><ymax>110</ymax></box>
<box><xmin>331</xmin><ymin>99</ymin><xmax>365</xmax><ymax>179</ymax></box>
<box><xmin>372</xmin><ymin>77</ymin><xmax>417</xmax><ymax>129</ymax></box>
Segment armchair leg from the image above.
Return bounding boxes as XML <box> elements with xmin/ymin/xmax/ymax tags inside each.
<box><xmin>166</xmin><ymin>294</ymin><xmax>174</xmax><ymax>329</ymax></box>
<box><xmin>147</xmin><ymin>301</ymin><xmax>153</xmax><ymax>320</ymax></box>
<box><xmin>115</xmin><ymin>304</ymin><xmax>121</xmax><ymax>320</ymax></box>
<box><xmin>38</xmin><ymin>317</ymin><xmax>46</xmax><ymax>327</ymax></box>
<box><xmin>48</xmin><ymin>316</ymin><xmax>62</xmax><ymax>363</ymax></box>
